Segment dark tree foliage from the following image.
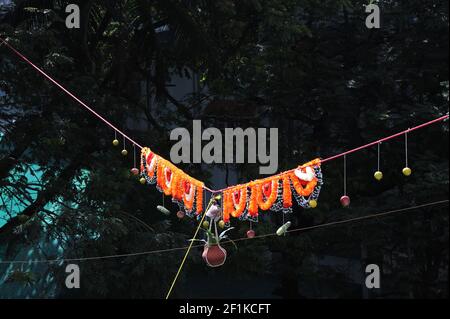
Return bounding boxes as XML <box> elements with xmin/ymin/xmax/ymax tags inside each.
<box><xmin>0</xmin><ymin>0</ymin><xmax>448</xmax><ymax>298</ymax></box>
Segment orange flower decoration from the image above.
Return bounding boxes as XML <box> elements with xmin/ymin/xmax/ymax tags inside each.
<box><xmin>247</xmin><ymin>182</ymin><xmax>259</xmax><ymax>217</ymax></box>
<box><xmin>223</xmin><ymin>185</ymin><xmax>248</xmax><ymax>222</ymax></box>
<box><xmin>156</xmin><ymin>159</ymin><xmax>177</xmax><ymax>196</ymax></box>
<box><xmin>141</xmin><ymin>147</ymin><xmax>158</xmax><ymax>179</ymax></box>
<box><xmin>256</xmin><ymin>177</ymin><xmax>279</xmax><ymax>211</ymax></box>
<box><xmin>196</xmin><ymin>183</ymin><xmax>204</xmax><ymax>214</ymax></box>
<box><xmin>182</xmin><ymin>179</ymin><xmax>195</xmax><ymax>211</ymax></box>
<box><xmin>281</xmin><ymin>174</ymin><xmax>292</xmax><ymax>209</ymax></box>
<box><xmin>289</xmin><ymin>159</ymin><xmax>321</xmax><ymax>197</ymax></box>
<box><xmin>289</xmin><ymin>172</ymin><xmax>317</xmax><ymax>197</ymax></box>
<box><xmin>142</xmin><ymin>145</ymin><xmax>320</xmax><ymax>222</ymax></box>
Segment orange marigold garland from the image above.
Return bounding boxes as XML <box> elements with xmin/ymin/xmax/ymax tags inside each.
<box><xmin>140</xmin><ymin>148</ymin><xmax>205</xmax><ymax>216</ymax></box>
<box><xmin>156</xmin><ymin>159</ymin><xmax>175</xmax><ymax>196</ymax></box>
<box><xmin>223</xmin><ymin>185</ymin><xmax>248</xmax><ymax>223</ymax></box>
<box><xmin>256</xmin><ymin>177</ymin><xmax>279</xmax><ymax>211</ymax></box>
<box><xmin>177</xmin><ymin>175</ymin><xmax>204</xmax><ymax>216</ymax></box>
<box><xmin>140</xmin><ymin>147</ymin><xmax>158</xmax><ymax>184</ymax></box>
<box><xmin>220</xmin><ymin>158</ymin><xmax>323</xmax><ymax>222</ymax></box>
<box><xmin>195</xmin><ymin>180</ymin><xmax>204</xmax><ymax>215</ymax></box>
<box><xmin>140</xmin><ymin>146</ymin><xmax>321</xmax><ymax>223</ymax></box>
<box><xmin>271</xmin><ymin>174</ymin><xmax>293</xmax><ymax>214</ymax></box>
<box><xmin>290</xmin><ymin>159</ymin><xmax>322</xmax><ymax>209</ymax></box>
<box><xmin>247</xmin><ymin>182</ymin><xmax>259</xmax><ymax>218</ymax></box>
<box><xmin>282</xmin><ymin>174</ymin><xmax>293</xmax><ymax>209</ymax></box>
<box><xmin>181</xmin><ymin>178</ymin><xmax>195</xmax><ymax>212</ymax></box>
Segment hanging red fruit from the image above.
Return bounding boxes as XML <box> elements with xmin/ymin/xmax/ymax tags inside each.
<box><xmin>176</xmin><ymin>211</ymin><xmax>185</xmax><ymax>219</ymax></box>
<box><xmin>246</xmin><ymin>229</ymin><xmax>256</xmax><ymax>238</ymax></box>
<box><xmin>340</xmin><ymin>195</ymin><xmax>350</xmax><ymax>207</ymax></box>
<box><xmin>130</xmin><ymin>168</ymin><xmax>139</xmax><ymax>175</ymax></box>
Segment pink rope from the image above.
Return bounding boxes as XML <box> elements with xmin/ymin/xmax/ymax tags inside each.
<box><xmin>1</xmin><ymin>37</ymin><xmax>448</xmax><ymax>195</ymax></box>
<box><xmin>320</xmin><ymin>114</ymin><xmax>449</xmax><ymax>164</ymax></box>
<box><xmin>210</xmin><ymin>114</ymin><xmax>448</xmax><ymax>193</ymax></box>
<box><xmin>0</xmin><ymin>37</ymin><xmax>143</xmax><ymax>149</ymax></box>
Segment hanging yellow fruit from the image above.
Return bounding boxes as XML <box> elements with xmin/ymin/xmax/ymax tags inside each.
<box><xmin>374</xmin><ymin>171</ymin><xmax>383</xmax><ymax>181</ymax></box>
<box><xmin>218</xmin><ymin>220</ymin><xmax>225</xmax><ymax>229</ymax></box>
<box><xmin>121</xmin><ymin>149</ymin><xmax>128</xmax><ymax>156</ymax></box>
<box><xmin>112</xmin><ymin>139</ymin><xmax>119</xmax><ymax>146</ymax></box>
<box><xmin>202</xmin><ymin>220</ymin><xmax>210</xmax><ymax>229</ymax></box>
<box><xmin>139</xmin><ymin>177</ymin><xmax>146</xmax><ymax>184</ymax></box>
<box><xmin>402</xmin><ymin>167</ymin><xmax>412</xmax><ymax>176</ymax></box>
<box><xmin>309</xmin><ymin>199</ymin><xmax>317</xmax><ymax>208</ymax></box>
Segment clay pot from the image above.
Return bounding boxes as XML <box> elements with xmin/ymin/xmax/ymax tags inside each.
<box><xmin>202</xmin><ymin>244</ymin><xmax>227</xmax><ymax>267</ymax></box>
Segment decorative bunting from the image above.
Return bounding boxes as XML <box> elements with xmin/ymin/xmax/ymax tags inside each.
<box><xmin>140</xmin><ymin>147</ymin><xmax>322</xmax><ymax>224</ymax></box>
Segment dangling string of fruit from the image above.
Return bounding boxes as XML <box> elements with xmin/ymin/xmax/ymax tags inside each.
<box><xmin>374</xmin><ymin>142</ymin><xmax>383</xmax><ymax>181</ymax></box>
<box><xmin>340</xmin><ymin>155</ymin><xmax>350</xmax><ymax>207</ymax></box>
<box><xmin>403</xmin><ymin>131</ymin><xmax>412</xmax><ymax>176</ymax></box>
<box><xmin>121</xmin><ymin>135</ymin><xmax>128</xmax><ymax>156</ymax></box>
<box><xmin>130</xmin><ymin>144</ymin><xmax>139</xmax><ymax>176</ymax></box>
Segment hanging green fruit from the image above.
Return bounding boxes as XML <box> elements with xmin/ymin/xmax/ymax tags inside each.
<box><xmin>276</xmin><ymin>221</ymin><xmax>291</xmax><ymax>236</ymax></box>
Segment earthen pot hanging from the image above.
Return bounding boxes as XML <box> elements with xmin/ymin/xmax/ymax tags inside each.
<box><xmin>202</xmin><ymin>243</ymin><xmax>227</xmax><ymax>267</ymax></box>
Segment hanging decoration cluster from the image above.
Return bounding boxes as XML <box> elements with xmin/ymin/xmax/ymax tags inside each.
<box><xmin>138</xmin><ymin>148</ymin><xmax>323</xmax><ymax>221</ymax></box>
<box><xmin>1</xmin><ymin>36</ymin><xmax>448</xmax><ymax>273</ymax></box>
